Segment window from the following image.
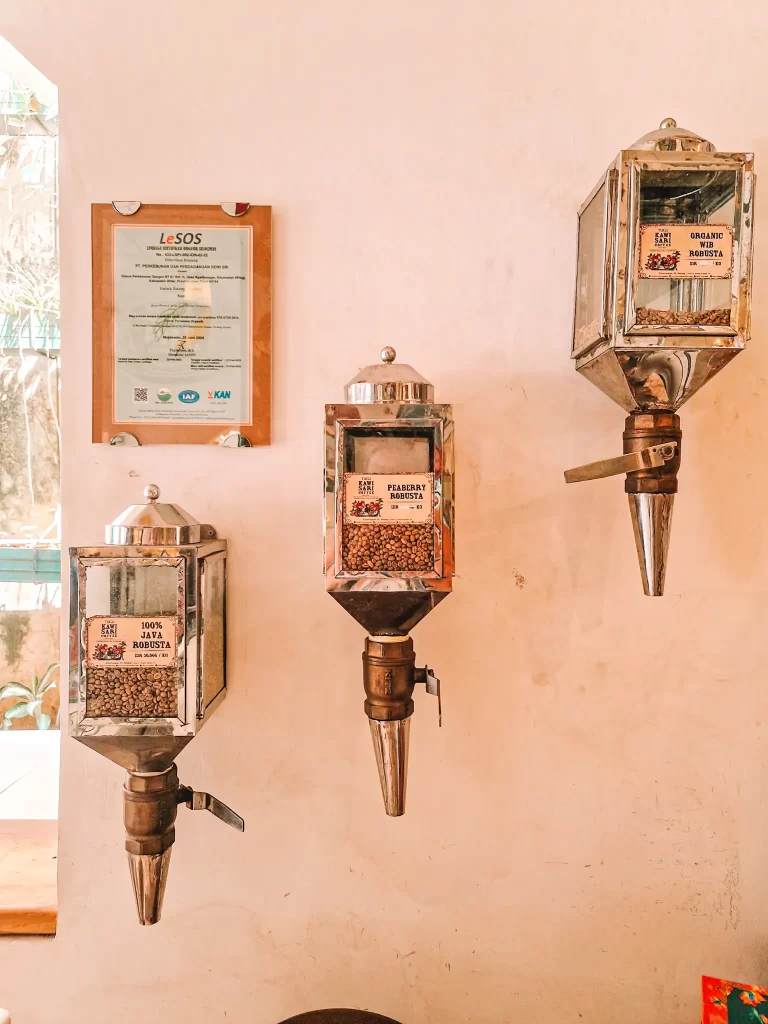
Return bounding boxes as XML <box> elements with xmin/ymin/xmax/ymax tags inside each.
<box><xmin>0</xmin><ymin>37</ymin><xmax>59</xmax><ymax>935</ymax></box>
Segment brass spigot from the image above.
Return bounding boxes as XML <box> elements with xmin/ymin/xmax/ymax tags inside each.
<box><xmin>565</xmin><ymin>410</ymin><xmax>682</xmax><ymax>595</ymax></box>
<box><xmin>123</xmin><ymin>765</ymin><xmax>243</xmax><ymax>925</ymax></box>
<box><xmin>362</xmin><ymin>636</ymin><xmax>440</xmax><ymax>816</ymax></box>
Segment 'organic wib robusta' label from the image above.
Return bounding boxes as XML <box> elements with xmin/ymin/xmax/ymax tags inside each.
<box><xmin>85</xmin><ymin>616</ymin><xmax>178</xmax><ymax>667</ymax></box>
<box><xmin>343</xmin><ymin>473</ymin><xmax>433</xmax><ymax>525</ymax></box>
<box><xmin>639</xmin><ymin>224</ymin><xmax>733</xmax><ymax>279</ymax></box>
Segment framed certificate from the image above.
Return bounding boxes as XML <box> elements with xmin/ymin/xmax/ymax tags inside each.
<box><xmin>92</xmin><ymin>203</ymin><xmax>271</xmax><ymax>445</ymax></box>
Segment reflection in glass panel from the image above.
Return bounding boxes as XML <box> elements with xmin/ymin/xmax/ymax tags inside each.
<box><xmin>635</xmin><ymin>169</ymin><xmax>736</xmax><ymax>327</ymax></box>
<box><xmin>342</xmin><ymin>429</ymin><xmax>435</xmax><ymax>573</ymax></box>
<box><xmin>574</xmin><ymin>181</ymin><xmax>606</xmax><ymax>351</ymax></box>
<box><xmin>83</xmin><ymin>563</ymin><xmax>181</xmax><ymax>720</ymax></box>
<box><xmin>84</xmin><ymin>563</ymin><xmax>179</xmax><ymax>618</ymax></box>
<box><xmin>201</xmin><ymin>554</ymin><xmax>225</xmax><ymax>713</ymax></box>
<box><xmin>352</xmin><ymin>435</ymin><xmax>430</xmax><ymax>474</ymax></box>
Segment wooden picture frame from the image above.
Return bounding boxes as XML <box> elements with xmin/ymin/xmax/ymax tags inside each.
<box><xmin>92</xmin><ymin>203</ymin><xmax>271</xmax><ymax>445</ymax></box>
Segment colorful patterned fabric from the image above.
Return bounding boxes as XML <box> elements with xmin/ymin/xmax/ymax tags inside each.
<box><xmin>703</xmin><ymin>976</ymin><xmax>768</xmax><ymax>1024</ymax></box>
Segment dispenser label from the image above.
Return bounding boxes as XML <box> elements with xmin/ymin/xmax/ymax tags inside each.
<box><xmin>343</xmin><ymin>473</ymin><xmax>433</xmax><ymax>524</ymax></box>
<box><xmin>639</xmin><ymin>224</ymin><xmax>733</xmax><ymax>279</ymax></box>
<box><xmin>85</xmin><ymin>616</ymin><xmax>179</xmax><ymax>666</ymax></box>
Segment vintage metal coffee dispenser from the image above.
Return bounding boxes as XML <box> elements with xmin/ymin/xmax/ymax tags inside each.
<box><xmin>69</xmin><ymin>485</ymin><xmax>243</xmax><ymax>924</ymax></box>
<box><xmin>565</xmin><ymin>118</ymin><xmax>755</xmax><ymax>594</ymax></box>
<box><xmin>325</xmin><ymin>348</ymin><xmax>454</xmax><ymax>815</ymax></box>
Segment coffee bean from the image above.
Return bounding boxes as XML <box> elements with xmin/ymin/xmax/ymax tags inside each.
<box><xmin>342</xmin><ymin>522</ymin><xmax>433</xmax><ymax>572</ymax></box>
<box><xmin>86</xmin><ymin>665</ymin><xmax>178</xmax><ymax>717</ymax></box>
<box><xmin>635</xmin><ymin>306</ymin><xmax>730</xmax><ymax>327</ymax></box>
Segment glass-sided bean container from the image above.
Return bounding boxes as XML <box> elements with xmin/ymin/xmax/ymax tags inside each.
<box><xmin>573</xmin><ymin>117</ymin><xmax>754</xmax><ymax>367</ymax></box>
<box><xmin>69</xmin><ymin>485</ymin><xmax>242</xmax><ymax>925</ymax></box>
<box><xmin>325</xmin><ymin>348</ymin><xmax>454</xmax><ymax>816</ymax></box>
<box><xmin>70</xmin><ymin>484</ymin><xmax>226</xmax><ymax>750</ymax></box>
<box><xmin>566</xmin><ymin>119</ymin><xmax>755</xmax><ymax>596</ymax></box>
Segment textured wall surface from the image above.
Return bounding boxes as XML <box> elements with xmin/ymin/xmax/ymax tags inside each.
<box><xmin>2</xmin><ymin>1</ymin><xmax>768</xmax><ymax>1021</ymax></box>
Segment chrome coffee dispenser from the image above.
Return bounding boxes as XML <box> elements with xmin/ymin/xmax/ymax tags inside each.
<box><xmin>69</xmin><ymin>485</ymin><xmax>243</xmax><ymax>924</ymax></box>
<box><xmin>325</xmin><ymin>349</ymin><xmax>454</xmax><ymax>815</ymax></box>
<box><xmin>565</xmin><ymin>118</ymin><xmax>755</xmax><ymax>594</ymax></box>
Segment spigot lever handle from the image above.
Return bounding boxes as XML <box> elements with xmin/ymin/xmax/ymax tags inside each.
<box><xmin>564</xmin><ymin>442</ymin><xmax>678</xmax><ymax>484</ymax></box>
<box><xmin>414</xmin><ymin>666</ymin><xmax>442</xmax><ymax>727</ymax></box>
<box><xmin>178</xmin><ymin>786</ymin><xmax>245</xmax><ymax>832</ymax></box>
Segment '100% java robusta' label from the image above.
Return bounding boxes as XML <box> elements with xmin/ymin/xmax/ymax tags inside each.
<box><xmin>85</xmin><ymin>616</ymin><xmax>178</xmax><ymax>666</ymax></box>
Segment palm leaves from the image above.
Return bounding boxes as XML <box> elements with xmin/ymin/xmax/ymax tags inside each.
<box><xmin>0</xmin><ymin>662</ymin><xmax>58</xmax><ymax>729</ymax></box>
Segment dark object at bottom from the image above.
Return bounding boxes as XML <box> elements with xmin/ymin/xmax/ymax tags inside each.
<box><xmin>278</xmin><ymin>1011</ymin><xmax>404</xmax><ymax>1024</ymax></box>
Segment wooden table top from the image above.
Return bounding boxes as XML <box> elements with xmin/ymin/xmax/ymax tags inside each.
<box><xmin>0</xmin><ymin>819</ymin><xmax>57</xmax><ymax>935</ymax></box>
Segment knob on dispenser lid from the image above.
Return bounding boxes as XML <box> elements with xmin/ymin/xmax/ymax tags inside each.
<box><xmin>106</xmin><ymin>485</ymin><xmax>211</xmax><ymax>545</ymax></box>
<box><xmin>631</xmin><ymin>117</ymin><xmax>716</xmax><ymax>153</ymax></box>
<box><xmin>345</xmin><ymin>347</ymin><xmax>434</xmax><ymax>404</ymax></box>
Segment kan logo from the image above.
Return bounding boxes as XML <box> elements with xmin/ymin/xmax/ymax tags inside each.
<box><xmin>208</xmin><ymin>390</ymin><xmax>231</xmax><ymax>400</ymax></box>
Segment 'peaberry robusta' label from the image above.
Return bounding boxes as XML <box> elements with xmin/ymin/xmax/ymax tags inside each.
<box><xmin>343</xmin><ymin>473</ymin><xmax>434</xmax><ymax>525</ymax></box>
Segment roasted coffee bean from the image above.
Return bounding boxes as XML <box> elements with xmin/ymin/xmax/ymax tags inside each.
<box><xmin>86</xmin><ymin>665</ymin><xmax>178</xmax><ymax>718</ymax></box>
<box><xmin>635</xmin><ymin>306</ymin><xmax>730</xmax><ymax>327</ymax></box>
<box><xmin>342</xmin><ymin>522</ymin><xmax>434</xmax><ymax>572</ymax></box>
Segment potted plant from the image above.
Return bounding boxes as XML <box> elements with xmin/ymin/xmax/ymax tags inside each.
<box><xmin>0</xmin><ymin>663</ymin><xmax>58</xmax><ymax>729</ymax></box>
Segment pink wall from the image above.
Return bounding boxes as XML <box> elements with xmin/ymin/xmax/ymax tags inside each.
<box><xmin>3</xmin><ymin>1</ymin><xmax>768</xmax><ymax>1021</ymax></box>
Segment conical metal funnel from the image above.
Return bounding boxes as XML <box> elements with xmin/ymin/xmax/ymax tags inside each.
<box><xmin>128</xmin><ymin>848</ymin><xmax>172</xmax><ymax>925</ymax></box>
<box><xmin>629</xmin><ymin>493</ymin><xmax>674</xmax><ymax>596</ymax></box>
<box><xmin>369</xmin><ymin>718</ymin><xmax>410</xmax><ymax>816</ymax></box>
<box><xmin>566</xmin><ymin>411</ymin><xmax>681</xmax><ymax>596</ymax></box>
<box><xmin>123</xmin><ymin>767</ymin><xmax>180</xmax><ymax>925</ymax></box>
<box><xmin>623</xmin><ymin>411</ymin><xmax>680</xmax><ymax>597</ymax></box>
<box><xmin>362</xmin><ymin>636</ymin><xmax>417</xmax><ymax>816</ymax></box>
<box><xmin>122</xmin><ymin>765</ymin><xmax>243</xmax><ymax>924</ymax></box>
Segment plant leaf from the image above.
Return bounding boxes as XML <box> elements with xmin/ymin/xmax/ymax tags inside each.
<box><xmin>26</xmin><ymin>699</ymin><xmax>41</xmax><ymax>718</ymax></box>
<box><xmin>38</xmin><ymin>663</ymin><xmax>59</xmax><ymax>692</ymax></box>
<box><xmin>0</xmin><ymin>683</ymin><xmax>34</xmax><ymax>699</ymax></box>
<box><xmin>4</xmin><ymin>702</ymin><xmax>30</xmax><ymax>721</ymax></box>
<box><xmin>35</xmin><ymin>712</ymin><xmax>51</xmax><ymax>730</ymax></box>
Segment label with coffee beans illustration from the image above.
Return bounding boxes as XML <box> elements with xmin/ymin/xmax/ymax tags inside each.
<box><xmin>85</xmin><ymin>616</ymin><xmax>178</xmax><ymax>667</ymax></box>
<box><xmin>343</xmin><ymin>474</ymin><xmax>433</xmax><ymax>525</ymax></box>
<box><xmin>639</xmin><ymin>224</ymin><xmax>733</xmax><ymax>279</ymax></box>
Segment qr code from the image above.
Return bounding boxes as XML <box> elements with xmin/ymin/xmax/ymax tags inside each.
<box><xmin>133</xmin><ymin>387</ymin><xmax>148</xmax><ymax>403</ymax></box>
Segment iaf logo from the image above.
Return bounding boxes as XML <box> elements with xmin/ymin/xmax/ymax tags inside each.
<box><xmin>178</xmin><ymin>390</ymin><xmax>200</xmax><ymax>404</ymax></box>
<box><xmin>157</xmin><ymin>388</ymin><xmax>172</xmax><ymax>403</ymax></box>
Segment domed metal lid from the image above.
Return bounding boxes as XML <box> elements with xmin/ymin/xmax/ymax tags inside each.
<box><xmin>631</xmin><ymin>117</ymin><xmax>716</xmax><ymax>153</ymax></box>
<box><xmin>345</xmin><ymin>347</ymin><xmax>434</xmax><ymax>404</ymax></box>
<box><xmin>106</xmin><ymin>484</ymin><xmax>209</xmax><ymax>545</ymax></box>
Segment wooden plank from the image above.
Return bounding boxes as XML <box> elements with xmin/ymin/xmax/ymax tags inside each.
<box><xmin>0</xmin><ymin>820</ymin><xmax>57</xmax><ymax>935</ymax></box>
